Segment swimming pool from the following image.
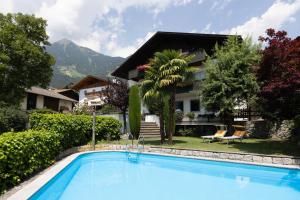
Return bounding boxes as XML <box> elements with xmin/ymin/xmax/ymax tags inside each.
<box><xmin>29</xmin><ymin>152</ymin><xmax>300</xmax><ymax>200</ymax></box>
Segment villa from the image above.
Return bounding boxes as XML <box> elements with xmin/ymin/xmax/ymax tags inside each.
<box><xmin>2</xmin><ymin>3</ymin><xmax>300</xmax><ymax>200</ymax></box>
<box><xmin>112</xmin><ymin>31</ymin><xmax>248</xmax><ymax>125</ymax></box>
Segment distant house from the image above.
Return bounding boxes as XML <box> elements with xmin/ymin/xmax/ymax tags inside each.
<box><xmin>71</xmin><ymin>75</ymin><xmax>111</xmax><ymax>109</ymax></box>
<box><xmin>50</xmin><ymin>88</ymin><xmax>79</xmax><ymax>101</ymax></box>
<box><xmin>21</xmin><ymin>87</ymin><xmax>77</xmax><ymax>112</ymax></box>
<box><xmin>112</xmin><ymin>31</ymin><xmax>245</xmax><ymax>124</ymax></box>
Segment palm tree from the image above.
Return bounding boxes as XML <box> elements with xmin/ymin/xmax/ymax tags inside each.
<box><xmin>142</xmin><ymin>49</ymin><xmax>198</xmax><ymax>144</ymax></box>
<box><xmin>140</xmin><ymin>62</ymin><xmax>166</xmax><ymax>144</ymax></box>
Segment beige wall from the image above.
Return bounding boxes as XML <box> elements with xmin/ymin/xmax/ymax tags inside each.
<box><xmin>36</xmin><ymin>95</ymin><xmax>44</xmax><ymax>109</ymax></box>
<box><xmin>59</xmin><ymin>99</ymin><xmax>73</xmax><ymax>112</ymax></box>
<box><xmin>20</xmin><ymin>93</ymin><xmax>74</xmax><ymax>112</ymax></box>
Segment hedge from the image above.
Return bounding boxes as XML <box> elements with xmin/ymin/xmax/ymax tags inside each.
<box><xmin>0</xmin><ymin>106</ymin><xmax>28</xmax><ymax>134</ymax></box>
<box><xmin>29</xmin><ymin>113</ymin><xmax>122</xmax><ymax>149</ymax></box>
<box><xmin>0</xmin><ymin>130</ymin><xmax>61</xmax><ymax>194</ymax></box>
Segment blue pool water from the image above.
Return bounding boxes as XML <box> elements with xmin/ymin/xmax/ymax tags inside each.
<box><xmin>30</xmin><ymin>152</ymin><xmax>300</xmax><ymax>200</ymax></box>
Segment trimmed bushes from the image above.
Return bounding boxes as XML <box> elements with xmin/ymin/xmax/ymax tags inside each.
<box><xmin>0</xmin><ymin>130</ymin><xmax>61</xmax><ymax>193</ymax></box>
<box><xmin>128</xmin><ymin>85</ymin><xmax>141</xmax><ymax>138</ymax></box>
<box><xmin>0</xmin><ymin>114</ymin><xmax>121</xmax><ymax>194</ymax></box>
<box><xmin>0</xmin><ymin>106</ymin><xmax>28</xmax><ymax>134</ymax></box>
<box><xmin>29</xmin><ymin>114</ymin><xmax>122</xmax><ymax>149</ymax></box>
<box><xmin>95</xmin><ymin>117</ymin><xmax>122</xmax><ymax>141</ymax></box>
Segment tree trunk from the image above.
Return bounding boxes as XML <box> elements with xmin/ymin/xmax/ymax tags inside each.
<box><xmin>222</xmin><ymin>111</ymin><xmax>234</xmax><ymax>135</ymax></box>
<box><xmin>168</xmin><ymin>91</ymin><xmax>176</xmax><ymax>145</ymax></box>
<box><xmin>159</xmin><ymin>109</ymin><xmax>165</xmax><ymax>144</ymax></box>
<box><xmin>122</xmin><ymin>111</ymin><xmax>127</xmax><ymax>135</ymax></box>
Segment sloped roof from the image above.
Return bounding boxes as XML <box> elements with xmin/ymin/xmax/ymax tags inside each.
<box><xmin>112</xmin><ymin>31</ymin><xmax>241</xmax><ymax>79</ymax></box>
<box><xmin>71</xmin><ymin>75</ymin><xmax>110</xmax><ymax>91</ymax></box>
<box><xmin>26</xmin><ymin>87</ymin><xmax>77</xmax><ymax>102</ymax></box>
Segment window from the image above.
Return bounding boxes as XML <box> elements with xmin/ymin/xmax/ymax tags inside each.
<box><xmin>195</xmin><ymin>70</ymin><xmax>205</xmax><ymax>80</ymax></box>
<box><xmin>190</xmin><ymin>99</ymin><xmax>200</xmax><ymax>111</ymax></box>
<box><xmin>27</xmin><ymin>93</ymin><xmax>37</xmax><ymax>110</ymax></box>
<box><xmin>175</xmin><ymin>101</ymin><xmax>184</xmax><ymax>111</ymax></box>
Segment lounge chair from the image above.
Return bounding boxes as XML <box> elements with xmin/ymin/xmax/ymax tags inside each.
<box><xmin>201</xmin><ymin>129</ymin><xmax>227</xmax><ymax>143</ymax></box>
<box><xmin>221</xmin><ymin>126</ymin><xmax>247</xmax><ymax>144</ymax></box>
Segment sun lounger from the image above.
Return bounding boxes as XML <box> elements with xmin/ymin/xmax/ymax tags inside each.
<box><xmin>201</xmin><ymin>130</ymin><xmax>227</xmax><ymax>143</ymax></box>
<box><xmin>221</xmin><ymin>130</ymin><xmax>247</xmax><ymax>144</ymax></box>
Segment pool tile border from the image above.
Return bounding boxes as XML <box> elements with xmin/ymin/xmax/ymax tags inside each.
<box><xmin>2</xmin><ymin>145</ymin><xmax>300</xmax><ymax>200</ymax></box>
<box><xmin>114</xmin><ymin>145</ymin><xmax>300</xmax><ymax>168</ymax></box>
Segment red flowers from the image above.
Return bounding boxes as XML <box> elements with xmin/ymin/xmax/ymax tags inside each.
<box><xmin>137</xmin><ymin>64</ymin><xmax>149</xmax><ymax>72</ymax></box>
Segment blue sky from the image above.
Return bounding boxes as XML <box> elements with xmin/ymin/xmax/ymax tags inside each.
<box><xmin>1</xmin><ymin>0</ymin><xmax>300</xmax><ymax>57</ymax></box>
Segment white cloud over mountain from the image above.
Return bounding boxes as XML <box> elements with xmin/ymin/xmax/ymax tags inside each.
<box><xmin>0</xmin><ymin>0</ymin><xmax>193</xmax><ymax>56</ymax></box>
<box><xmin>224</xmin><ymin>0</ymin><xmax>300</xmax><ymax>40</ymax></box>
<box><xmin>1</xmin><ymin>0</ymin><xmax>300</xmax><ymax>56</ymax></box>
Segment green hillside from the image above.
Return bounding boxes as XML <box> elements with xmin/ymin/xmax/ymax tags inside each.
<box><xmin>46</xmin><ymin>39</ymin><xmax>125</xmax><ymax>88</ymax></box>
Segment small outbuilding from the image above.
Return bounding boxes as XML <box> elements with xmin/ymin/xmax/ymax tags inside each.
<box><xmin>20</xmin><ymin>87</ymin><xmax>78</xmax><ymax>112</ymax></box>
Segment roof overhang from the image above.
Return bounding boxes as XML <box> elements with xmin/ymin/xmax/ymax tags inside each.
<box><xmin>71</xmin><ymin>75</ymin><xmax>110</xmax><ymax>91</ymax></box>
<box><xmin>26</xmin><ymin>87</ymin><xmax>77</xmax><ymax>102</ymax></box>
<box><xmin>112</xmin><ymin>31</ymin><xmax>241</xmax><ymax>79</ymax></box>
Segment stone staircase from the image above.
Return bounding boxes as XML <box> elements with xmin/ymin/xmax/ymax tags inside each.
<box><xmin>139</xmin><ymin>121</ymin><xmax>161</xmax><ymax>138</ymax></box>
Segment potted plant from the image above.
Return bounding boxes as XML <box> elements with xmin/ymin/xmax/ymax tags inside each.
<box><xmin>186</xmin><ymin>112</ymin><xmax>195</xmax><ymax>121</ymax></box>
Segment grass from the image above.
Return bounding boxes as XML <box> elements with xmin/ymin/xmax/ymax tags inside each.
<box><xmin>98</xmin><ymin>136</ymin><xmax>300</xmax><ymax>157</ymax></box>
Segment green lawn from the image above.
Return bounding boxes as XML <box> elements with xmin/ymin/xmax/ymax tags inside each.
<box><xmin>98</xmin><ymin>136</ymin><xmax>300</xmax><ymax>157</ymax></box>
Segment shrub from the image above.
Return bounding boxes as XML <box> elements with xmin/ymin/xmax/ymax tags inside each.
<box><xmin>72</xmin><ymin>102</ymin><xmax>91</xmax><ymax>115</ymax></box>
<box><xmin>186</xmin><ymin>112</ymin><xmax>195</xmax><ymax>121</ymax></box>
<box><xmin>0</xmin><ymin>130</ymin><xmax>61</xmax><ymax>194</ymax></box>
<box><xmin>99</xmin><ymin>104</ymin><xmax>119</xmax><ymax>114</ymax></box>
<box><xmin>128</xmin><ymin>85</ymin><xmax>141</xmax><ymax>138</ymax></box>
<box><xmin>30</xmin><ymin>114</ymin><xmax>122</xmax><ymax>149</ymax></box>
<box><xmin>0</xmin><ymin>106</ymin><xmax>28</xmax><ymax>134</ymax></box>
<box><xmin>95</xmin><ymin>117</ymin><xmax>122</xmax><ymax>140</ymax></box>
<box><xmin>175</xmin><ymin>110</ymin><xmax>184</xmax><ymax>122</ymax></box>
<box><xmin>27</xmin><ymin>108</ymin><xmax>57</xmax><ymax>114</ymax></box>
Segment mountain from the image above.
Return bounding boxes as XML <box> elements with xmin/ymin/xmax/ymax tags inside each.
<box><xmin>46</xmin><ymin>39</ymin><xmax>125</xmax><ymax>88</ymax></box>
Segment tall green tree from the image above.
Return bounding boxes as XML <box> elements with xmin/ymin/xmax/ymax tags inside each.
<box><xmin>0</xmin><ymin>13</ymin><xmax>55</xmax><ymax>105</ymax></box>
<box><xmin>128</xmin><ymin>85</ymin><xmax>141</xmax><ymax>139</ymax></box>
<box><xmin>143</xmin><ymin>50</ymin><xmax>197</xmax><ymax>144</ymax></box>
<box><xmin>201</xmin><ymin>36</ymin><xmax>261</xmax><ymax>122</ymax></box>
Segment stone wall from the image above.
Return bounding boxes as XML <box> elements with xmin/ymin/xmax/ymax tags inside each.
<box><xmin>246</xmin><ymin>120</ymin><xmax>294</xmax><ymax>139</ymax></box>
<box><xmin>246</xmin><ymin>120</ymin><xmax>272</xmax><ymax>138</ymax></box>
<box><xmin>58</xmin><ymin>144</ymin><xmax>300</xmax><ymax>167</ymax></box>
<box><xmin>270</xmin><ymin>120</ymin><xmax>294</xmax><ymax>139</ymax></box>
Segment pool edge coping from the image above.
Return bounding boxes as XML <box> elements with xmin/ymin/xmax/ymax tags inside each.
<box><xmin>4</xmin><ymin>150</ymin><xmax>300</xmax><ymax>200</ymax></box>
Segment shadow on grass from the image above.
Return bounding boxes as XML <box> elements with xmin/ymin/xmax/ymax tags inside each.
<box><xmin>228</xmin><ymin>139</ymin><xmax>300</xmax><ymax>157</ymax></box>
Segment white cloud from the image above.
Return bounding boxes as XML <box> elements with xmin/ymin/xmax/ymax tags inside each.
<box><xmin>77</xmin><ymin>29</ymin><xmax>111</xmax><ymax>53</ymax></box>
<box><xmin>198</xmin><ymin>0</ymin><xmax>204</xmax><ymax>5</ymax></box>
<box><xmin>224</xmin><ymin>0</ymin><xmax>300</xmax><ymax>40</ymax></box>
<box><xmin>0</xmin><ymin>0</ymin><xmax>14</xmax><ymax>13</ymax></box>
<box><xmin>174</xmin><ymin>0</ymin><xmax>193</xmax><ymax>6</ymax></box>
<box><xmin>36</xmin><ymin>0</ymin><xmax>85</xmax><ymax>40</ymax></box>
<box><xmin>201</xmin><ymin>23</ymin><xmax>212</xmax><ymax>33</ymax></box>
<box><xmin>288</xmin><ymin>16</ymin><xmax>297</xmax><ymax>23</ymax></box>
<box><xmin>1</xmin><ymin>0</ymin><xmax>196</xmax><ymax>57</ymax></box>
<box><xmin>106</xmin><ymin>31</ymin><xmax>155</xmax><ymax>57</ymax></box>
<box><xmin>210</xmin><ymin>0</ymin><xmax>232</xmax><ymax>11</ymax></box>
